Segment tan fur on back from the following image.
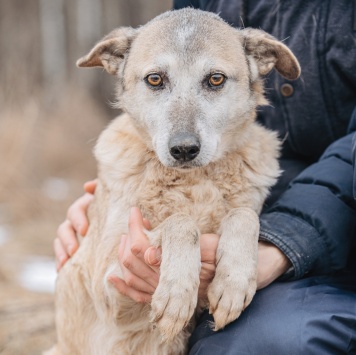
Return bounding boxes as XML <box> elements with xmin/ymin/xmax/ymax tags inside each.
<box><xmin>48</xmin><ymin>8</ymin><xmax>300</xmax><ymax>355</ymax></box>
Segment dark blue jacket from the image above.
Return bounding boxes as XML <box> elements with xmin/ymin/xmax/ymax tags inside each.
<box><xmin>353</xmin><ymin>132</ymin><xmax>356</xmax><ymax>199</ymax></box>
<box><xmin>174</xmin><ymin>0</ymin><xmax>356</xmax><ymax>279</ymax></box>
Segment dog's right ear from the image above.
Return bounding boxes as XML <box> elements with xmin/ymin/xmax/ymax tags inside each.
<box><xmin>76</xmin><ymin>27</ymin><xmax>137</xmax><ymax>75</ymax></box>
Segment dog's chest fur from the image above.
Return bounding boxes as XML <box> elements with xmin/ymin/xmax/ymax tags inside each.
<box><xmin>95</xmin><ymin>114</ymin><xmax>279</xmax><ymax>234</ymax></box>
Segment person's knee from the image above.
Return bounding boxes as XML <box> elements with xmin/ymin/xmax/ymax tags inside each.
<box><xmin>189</xmin><ymin>312</ymin><xmax>298</xmax><ymax>355</ymax></box>
<box><xmin>190</xmin><ymin>276</ymin><xmax>356</xmax><ymax>355</ymax></box>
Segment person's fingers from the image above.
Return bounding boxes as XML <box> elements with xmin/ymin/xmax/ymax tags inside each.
<box><xmin>128</xmin><ymin>207</ymin><xmax>151</xmax><ymax>259</ymax></box>
<box><xmin>119</xmin><ymin>235</ymin><xmax>157</xmax><ymax>292</ymax></box>
<box><xmin>200</xmin><ymin>233</ymin><xmax>219</xmax><ymax>264</ymax></box>
<box><xmin>144</xmin><ymin>247</ymin><xmax>162</xmax><ymax>267</ymax></box>
<box><xmin>83</xmin><ymin>179</ymin><xmax>97</xmax><ymax>194</ymax></box>
<box><xmin>121</xmin><ymin>232</ymin><xmax>159</xmax><ymax>288</ymax></box>
<box><xmin>107</xmin><ymin>275</ymin><xmax>152</xmax><ymax>304</ymax></box>
<box><xmin>54</xmin><ymin>238</ymin><xmax>69</xmax><ymax>271</ymax></box>
<box><xmin>66</xmin><ymin>193</ymin><xmax>94</xmax><ymax>236</ymax></box>
<box><xmin>198</xmin><ymin>233</ymin><xmax>219</xmax><ymax>299</ymax></box>
<box><xmin>56</xmin><ymin>220</ymin><xmax>79</xmax><ymax>257</ymax></box>
<box><xmin>120</xmin><ymin>267</ymin><xmax>156</xmax><ymax>294</ymax></box>
<box><xmin>118</xmin><ymin>234</ymin><xmax>128</xmax><ymax>262</ymax></box>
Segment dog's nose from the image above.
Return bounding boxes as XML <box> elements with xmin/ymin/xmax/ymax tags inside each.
<box><xmin>169</xmin><ymin>133</ymin><xmax>201</xmax><ymax>162</ymax></box>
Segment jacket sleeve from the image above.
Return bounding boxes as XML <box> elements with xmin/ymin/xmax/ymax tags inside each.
<box><xmin>352</xmin><ymin>133</ymin><xmax>356</xmax><ymax>199</ymax></box>
<box><xmin>259</xmin><ymin>109</ymin><xmax>356</xmax><ymax>280</ymax></box>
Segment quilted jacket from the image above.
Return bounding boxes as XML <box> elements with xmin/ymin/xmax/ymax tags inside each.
<box><xmin>174</xmin><ymin>0</ymin><xmax>356</xmax><ymax>279</ymax></box>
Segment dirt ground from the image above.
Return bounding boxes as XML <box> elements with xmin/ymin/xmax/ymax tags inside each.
<box><xmin>0</xmin><ymin>1</ymin><xmax>176</xmax><ymax>353</ymax></box>
<box><xmin>0</xmin><ymin>92</ymin><xmax>109</xmax><ymax>354</ymax></box>
<box><xmin>0</xmin><ymin>278</ymin><xmax>55</xmax><ymax>354</ymax></box>
<box><xmin>0</xmin><ymin>2</ymin><xmax>173</xmax><ymax>352</ymax></box>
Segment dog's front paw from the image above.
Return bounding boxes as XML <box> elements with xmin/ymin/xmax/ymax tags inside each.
<box><xmin>207</xmin><ymin>260</ymin><xmax>257</xmax><ymax>331</ymax></box>
<box><xmin>150</xmin><ymin>276</ymin><xmax>198</xmax><ymax>342</ymax></box>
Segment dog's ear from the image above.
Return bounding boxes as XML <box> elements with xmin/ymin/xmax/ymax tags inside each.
<box><xmin>241</xmin><ymin>28</ymin><xmax>300</xmax><ymax>80</ymax></box>
<box><xmin>76</xmin><ymin>27</ymin><xmax>137</xmax><ymax>75</ymax></box>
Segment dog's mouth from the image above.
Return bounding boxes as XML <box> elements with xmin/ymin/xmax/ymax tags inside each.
<box><xmin>176</xmin><ymin>164</ymin><xmax>194</xmax><ymax>170</ymax></box>
<box><xmin>169</xmin><ymin>160</ymin><xmax>203</xmax><ymax>170</ymax></box>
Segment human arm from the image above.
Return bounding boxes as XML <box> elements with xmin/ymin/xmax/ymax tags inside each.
<box><xmin>259</xmin><ymin>109</ymin><xmax>356</xmax><ymax>280</ymax></box>
<box><xmin>109</xmin><ymin>227</ymin><xmax>290</xmax><ymax>302</ymax></box>
<box><xmin>56</xmin><ymin>194</ymin><xmax>290</xmax><ymax>300</ymax></box>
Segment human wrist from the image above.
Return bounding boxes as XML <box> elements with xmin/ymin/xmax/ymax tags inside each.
<box><xmin>260</xmin><ymin>241</ymin><xmax>291</xmax><ymax>271</ymax></box>
<box><xmin>257</xmin><ymin>241</ymin><xmax>292</xmax><ymax>289</ymax></box>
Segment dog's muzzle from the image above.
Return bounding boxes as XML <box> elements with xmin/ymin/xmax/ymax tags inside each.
<box><xmin>169</xmin><ymin>133</ymin><xmax>201</xmax><ymax>162</ymax></box>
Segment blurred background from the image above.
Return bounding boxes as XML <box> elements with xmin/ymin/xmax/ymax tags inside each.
<box><xmin>0</xmin><ymin>1</ymin><xmax>171</xmax><ymax>353</ymax></box>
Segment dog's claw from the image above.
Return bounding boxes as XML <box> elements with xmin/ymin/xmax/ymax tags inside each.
<box><xmin>207</xmin><ymin>266</ymin><xmax>256</xmax><ymax>331</ymax></box>
<box><xmin>150</xmin><ymin>277</ymin><xmax>198</xmax><ymax>341</ymax></box>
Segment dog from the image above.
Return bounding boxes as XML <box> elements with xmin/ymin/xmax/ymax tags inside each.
<box><xmin>47</xmin><ymin>8</ymin><xmax>300</xmax><ymax>355</ymax></box>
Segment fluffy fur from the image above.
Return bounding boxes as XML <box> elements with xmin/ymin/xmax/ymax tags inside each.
<box><xmin>47</xmin><ymin>8</ymin><xmax>300</xmax><ymax>355</ymax></box>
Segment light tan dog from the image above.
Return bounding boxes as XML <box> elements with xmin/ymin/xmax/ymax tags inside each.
<box><xmin>48</xmin><ymin>8</ymin><xmax>300</xmax><ymax>355</ymax></box>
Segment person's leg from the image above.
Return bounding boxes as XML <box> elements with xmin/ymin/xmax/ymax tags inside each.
<box><xmin>189</xmin><ymin>271</ymin><xmax>356</xmax><ymax>355</ymax></box>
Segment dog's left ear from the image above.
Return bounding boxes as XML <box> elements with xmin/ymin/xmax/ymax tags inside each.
<box><xmin>76</xmin><ymin>27</ymin><xmax>137</xmax><ymax>75</ymax></box>
<box><xmin>241</xmin><ymin>28</ymin><xmax>301</xmax><ymax>80</ymax></box>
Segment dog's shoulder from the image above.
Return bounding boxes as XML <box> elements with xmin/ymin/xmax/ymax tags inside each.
<box><xmin>239</xmin><ymin>123</ymin><xmax>281</xmax><ymax>180</ymax></box>
<box><xmin>94</xmin><ymin>113</ymin><xmax>154</xmax><ymax>183</ymax></box>
<box><xmin>211</xmin><ymin>122</ymin><xmax>280</xmax><ymax>183</ymax></box>
<box><xmin>95</xmin><ymin>113</ymin><xmax>145</xmax><ymax>161</ymax></box>
<box><xmin>205</xmin><ymin>122</ymin><xmax>281</xmax><ymax>213</ymax></box>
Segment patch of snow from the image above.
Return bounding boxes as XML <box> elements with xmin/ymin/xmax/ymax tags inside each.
<box><xmin>18</xmin><ymin>256</ymin><xmax>57</xmax><ymax>293</ymax></box>
<box><xmin>0</xmin><ymin>225</ymin><xmax>10</xmax><ymax>246</ymax></box>
<box><xmin>41</xmin><ymin>177</ymin><xmax>69</xmax><ymax>201</ymax></box>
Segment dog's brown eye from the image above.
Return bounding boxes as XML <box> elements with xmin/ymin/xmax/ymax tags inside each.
<box><xmin>208</xmin><ymin>73</ymin><xmax>226</xmax><ymax>87</ymax></box>
<box><xmin>146</xmin><ymin>74</ymin><xmax>163</xmax><ymax>87</ymax></box>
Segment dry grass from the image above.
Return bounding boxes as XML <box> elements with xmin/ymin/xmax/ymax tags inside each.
<box><xmin>0</xmin><ymin>88</ymin><xmax>110</xmax><ymax>354</ymax></box>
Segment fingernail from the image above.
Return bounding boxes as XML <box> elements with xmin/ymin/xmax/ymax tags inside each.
<box><xmin>147</xmin><ymin>248</ymin><xmax>161</xmax><ymax>266</ymax></box>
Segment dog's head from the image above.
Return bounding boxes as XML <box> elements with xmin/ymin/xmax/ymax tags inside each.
<box><xmin>77</xmin><ymin>9</ymin><xmax>300</xmax><ymax>169</ymax></box>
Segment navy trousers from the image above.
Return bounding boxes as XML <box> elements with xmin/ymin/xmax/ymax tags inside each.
<box><xmin>189</xmin><ymin>271</ymin><xmax>356</xmax><ymax>354</ymax></box>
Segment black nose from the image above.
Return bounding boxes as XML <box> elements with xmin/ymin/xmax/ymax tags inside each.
<box><xmin>169</xmin><ymin>133</ymin><xmax>201</xmax><ymax>162</ymax></box>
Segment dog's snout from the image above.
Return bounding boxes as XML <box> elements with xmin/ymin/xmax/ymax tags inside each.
<box><xmin>169</xmin><ymin>133</ymin><xmax>201</xmax><ymax>162</ymax></box>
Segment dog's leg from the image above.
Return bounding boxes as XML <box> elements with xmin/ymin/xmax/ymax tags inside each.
<box><xmin>207</xmin><ymin>207</ymin><xmax>259</xmax><ymax>330</ymax></box>
<box><xmin>147</xmin><ymin>213</ymin><xmax>201</xmax><ymax>342</ymax></box>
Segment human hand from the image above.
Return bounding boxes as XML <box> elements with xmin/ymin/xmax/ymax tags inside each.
<box><xmin>256</xmin><ymin>241</ymin><xmax>291</xmax><ymax>289</ymax></box>
<box><xmin>56</xmin><ymin>189</ymin><xmax>290</xmax><ymax>299</ymax></box>
<box><xmin>144</xmin><ymin>233</ymin><xmax>219</xmax><ymax>301</ymax></box>
<box><xmin>109</xmin><ymin>211</ymin><xmax>220</xmax><ymax>303</ymax></box>
<box><xmin>54</xmin><ymin>179</ymin><xmax>97</xmax><ymax>271</ymax></box>
<box><xmin>143</xmin><ymin>238</ymin><xmax>291</xmax><ymax>297</ymax></box>
<box><xmin>114</xmin><ymin>234</ymin><xmax>291</xmax><ymax>302</ymax></box>
<box><xmin>196</xmin><ymin>233</ymin><xmax>220</xmax><ymax>299</ymax></box>
<box><xmin>107</xmin><ymin>207</ymin><xmax>160</xmax><ymax>304</ymax></box>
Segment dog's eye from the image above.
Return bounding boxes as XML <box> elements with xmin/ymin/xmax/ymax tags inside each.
<box><xmin>208</xmin><ymin>73</ymin><xmax>226</xmax><ymax>87</ymax></box>
<box><xmin>146</xmin><ymin>74</ymin><xmax>163</xmax><ymax>87</ymax></box>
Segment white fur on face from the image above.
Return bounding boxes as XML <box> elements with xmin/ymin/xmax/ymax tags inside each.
<box><xmin>120</xmin><ymin>22</ymin><xmax>255</xmax><ymax>169</ymax></box>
